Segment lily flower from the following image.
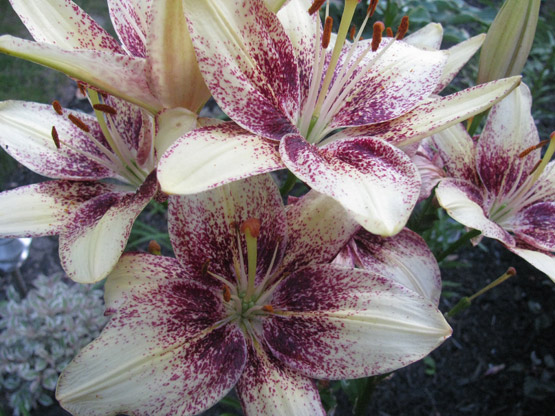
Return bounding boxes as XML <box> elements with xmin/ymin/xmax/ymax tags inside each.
<box><xmin>0</xmin><ymin>94</ymin><xmax>184</xmax><ymax>283</ymax></box>
<box><xmin>1</xmin><ymin>0</ymin><xmax>210</xmax><ymax>114</ymax></box>
<box><xmin>158</xmin><ymin>0</ymin><xmax>520</xmax><ymax>236</ymax></box>
<box><xmin>56</xmin><ymin>174</ymin><xmax>451</xmax><ymax>415</ymax></box>
<box><xmin>432</xmin><ymin>84</ymin><xmax>555</xmax><ymax>281</ymax></box>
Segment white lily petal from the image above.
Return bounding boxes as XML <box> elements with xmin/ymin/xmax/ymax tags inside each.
<box><xmin>403</xmin><ymin>23</ymin><xmax>443</xmax><ymax>50</ymax></box>
<box><xmin>265</xmin><ymin>265</ymin><xmax>452</xmax><ymax>379</ymax></box>
<box><xmin>343</xmin><ymin>77</ymin><xmax>521</xmax><ymax>147</ymax></box>
<box><xmin>145</xmin><ymin>0</ymin><xmax>210</xmax><ymax>111</ymax></box>
<box><xmin>155</xmin><ymin>107</ymin><xmax>199</xmax><ymax>157</ymax></box>
<box><xmin>237</xmin><ymin>341</ymin><xmax>325</xmax><ymax>416</ymax></box>
<box><xmin>0</xmin><ymin>35</ymin><xmax>161</xmax><ymax>113</ymax></box>
<box><xmin>59</xmin><ymin>174</ymin><xmax>157</xmax><ymax>283</ymax></box>
<box><xmin>158</xmin><ymin>123</ymin><xmax>283</xmax><ymax>195</ymax></box>
<box><xmin>509</xmin><ymin>246</ymin><xmax>555</xmax><ymax>283</ymax></box>
<box><xmin>107</xmin><ymin>0</ymin><xmax>149</xmax><ymax>57</ymax></box>
<box><xmin>436</xmin><ymin>179</ymin><xmax>515</xmax><ymax>246</ymax></box>
<box><xmin>436</xmin><ymin>34</ymin><xmax>486</xmax><ymax>93</ymax></box>
<box><xmin>10</xmin><ymin>0</ymin><xmax>121</xmax><ymax>51</ymax></box>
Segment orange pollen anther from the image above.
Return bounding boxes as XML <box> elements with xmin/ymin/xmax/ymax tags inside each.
<box><xmin>201</xmin><ymin>259</ymin><xmax>211</xmax><ymax>276</ymax></box>
<box><xmin>52</xmin><ymin>100</ymin><xmax>63</xmax><ymax>115</ymax></box>
<box><xmin>240</xmin><ymin>218</ymin><xmax>261</xmax><ymax>238</ymax></box>
<box><xmin>147</xmin><ymin>240</ymin><xmax>161</xmax><ymax>255</ymax></box>
<box><xmin>223</xmin><ymin>285</ymin><xmax>231</xmax><ymax>302</ymax></box>
<box><xmin>518</xmin><ymin>139</ymin><xmax>549</xmax><ymax>158</ymax></box>
<box><xmin>68</xmin><ymin>114</ymin><xmax>90</xmax><ymax>133</ymax></box>
<box><xmin>396</xmin><ymin>15</ymin><xmax>409</xmax><ymax>40</ymax></box>
<box><xmin>349</xmin><ymin>25</ymin><xmax>356</xmax><ymax>41</ymax></box>
<box><xmin>77</xmin><ymin>82</ymin><xmax>87</xmax><ymax>96</ymax></box>
<box><xmin>386</xmin><ymin>27</ymin><xmax>394</xmax><ymax>37</ymax></box>
<box><xmin>372</xmin><ymin>21</ymin><xmax>385</xmax><ymax>51</ymax></box>
<box><xmin>322</xmin><ymin>16</ymin><xmax>333</xmax><ymax>48</ymax></box>
<box><xmin>51</xmin><ymin>126</ymin><xmax>61</xmax><ymax>149</ymax></box>
<box><xmin>262</xmin><ymin>305</ymin><xmax>274</xmax><ymax>313</ymax></box>
<box><xmin>93</xmin><ymin>103</ymin><xmax>118</xmax><ymax>115</ymax></box>
<box><xmin>308</xmin><ymin>0</ymin><xmax>326</xmax><ymax>15</ymax></box>
<box><xmin>529</xmin><ymin>159</ymin><xmax>542</xmax><ymax>175</ymax></box>
<box><xmin>367</xmin><ymin>0</ymin><xmax>379</xmax><ymax>17</ymax></box>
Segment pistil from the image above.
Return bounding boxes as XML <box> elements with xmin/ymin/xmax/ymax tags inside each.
<box><xmin>240</xmin><ymin>218</ymin><xmax>261</xmax><ymax>298</ymax></box>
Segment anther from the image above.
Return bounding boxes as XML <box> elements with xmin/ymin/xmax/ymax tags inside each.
<box><xmin>51</xmin><ymin>126</ymin><xmax>61</xmax><ymax>149</ymax></box>
<box><xmin>322</xmin><ymin>16</ymin><xmax>334</xmax><ymax>49</ymax></box>
<box><xmin>372</xmin><ymin>21</ymin><xmax>385</xmax><ymax>51</ymax></box>
<box><xmin>223</xmin><ymin>285</ymin><xmax>231</xmax><ymax>302</ymax></box>
<box><xmin>147</xmin><ymin>240</ymin><xmax>161</xmax><ymax>255</ymax></box>
<box><xmin>240</xmin><ymin>218</ymin><xmax>261</xmax><ymax>238</ymax></box>
<box><xmin>507</xmin><ymin>267</ymin><xmax>517</xmax><ymax>276</ymax></box>
<box><xmin>308</xmin><ymin>0</ymin><xmax>326</xmax><ymax>15</ymax></box>
<box><xmin>68</xmin><ymin>114</ymin><xmax>91</xmax><ymax>133</ymax></box>
<box><xmin>367</xmin><ymin>0</ymin><xmax>379</xmax><ymax>17</ymax></box>
<box><xmin>77</xmin><ymin>82</ymin><xmax>87</xmax><ymax>96</ymax></box>
<box><xmin>93</xmin><ymin>103</ymin><xmax>118</xmax><ymax>115</ymax></box>
<box><xmin>386</xmin><ymin>27</ymin><xmax>394</xmax><ymax>37</ymax></box>
<box><xmin>262</xmin><ymin>305</ymin><xmax>274</xmax><ymax>313</ymax></box>
<box><xmin>529</xmin><ymin>159</ymin><xmax>542</xmax><ymax>175</ymax></box>
<box><xmin>52</xmin><ymin>100</ymin><xmax>63</xmax><ymax>115</ymax></box>
<box><xmin>518</xmin><ymin>139</ymin><xmax>549</xmax><ymax>158</ymax></box>
<box><xmin>396</xmin><ymin>16</ymin><xmax>409</xmax><ymax>40</ymax></box>
<box><xmin>201</xmin><ymin>259</ymin><xmax>211</xmax><ymax>276</ymax></box>
<box><xmin>349</xmin><ymin>25</ymin><xmax>356</xmax><ymax>41</ymax></box>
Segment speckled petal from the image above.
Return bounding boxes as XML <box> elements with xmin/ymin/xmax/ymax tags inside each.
<box><xmin>145</xmin><ymin>0</ymin><xmax>210</xmax><ymax>111</ymax></box>
<box><xmin>183</xmin><ymin>0</ymin><xmax>300</xmax><ymax>140</ymax></box>
<box><xmin>0</xmin><ymin>181</ymin><xmax>126</xmax><ymax>238</ymax></box>
<box><xmin>435</xmin><ymin>34</ymin><xmax>485</xmax><ymax>93</ymax></box>
<box><xmin>348</xmin><ymin>228</ymin><xmax>442</xmax><ymax>305</ymax></box>
<box><xmin>158</xmin><ymin>123</ymin><xmax>284</xmax><ymax>195</ymax></box>
<box><xmin>0</xmin><ymin>36</ymin><xmax>161</xmax><ymax>113</ymax></box>
<box><xmin>59</xmin><ymin>172</ymin><xmax>158</xmax><ymax>283</ymax></box>
<box><xmin>280</xmin><ymin>134</ymin><xmax>420</xmax><ymax>236</ymax></box>
<box><xmin>264</xmin><ymin>265</ymin><xmax>452</xmax><ymax>379</ymax></box>
<box><xmin>281</xmin><ymin>190</ymin><xmax>359</xmax><ymax>274</ymax></box>
<box><xmin>430</xmin><ymin>123</ymin><xmax>479</xmax><ymax>183</ymax></box>
<box><xmin>343</xmin><ymin>77</ymin><xmax>521</xmax><ymax>147</ymax></box>
<box><xmin>509</xmin><ymin>243</ymin><xmax>555</xmax><ymax>283</ymax></box>
<box><xmin>107</xmin><ymin>0</ymin><xmax>150</xmax><ymax>57</ymax></box>
<box><xmin>0</xmin><ymin>101</ymin><xmax>114</xmax><ymax>180</ymax></box>
<box><xmin>509</xmin><ymin>202</ymin><xmax>555</xmax><ymax>252</ymax></box>
<box><xmin>237</xmin><ymin>341</ymin><xmax>325</xmax><ymax>416</ymax></box>
<box><xmin>436</xmin><ymin>178</ymin><xmax>515</xmax><ymax>246</ymax></box>
<box><xmin>477</xmin><ymin>84</ymin><xmax>539</xmax><ymax>198</ymax></box>
<box><xmin>57</xmin><ymin>264</ymin><xmax>247</xmax><ymax>416</ymax></box>
<box><xmin>168</xmin><ymin>174</ymin><xmax>287</xmax><ymax>288</ymax></box>
<box><xmin>329</xmin><ymin>39</ymin><xmax>447</xmax><ymax>128</ymax></box>
<box><xmin>403</xmin><ymin>23</ymin><xmax>443</xmax><ymax>50</ymax></box>
<box><xmin>9</xmin><ymin>0</ymin><xmax>122</xmax><ymax>51</ymax></box>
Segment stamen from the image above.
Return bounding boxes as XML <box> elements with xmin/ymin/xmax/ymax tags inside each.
<box><xmin>372</xmin><ymin>21</ymin><xmax>385</xmax><ymax>51</ymax></box>
<box><xmin>201</xmin><ymin>259</ymin><xmax>211</xmax><ymax>276</ymax></box>
<box><xmin>528</xmin><ymin>159</ymin><xmax>542</xmax><ymax>175</ymax></box>
<box><xmin>396</xmin><ymin>15</ymin><xmax>409</xmax><ymax>40</ymax></box>
<box><xmin>223</xmin><ymin>285</ymin><xmax>231</xmax><ymax>302</ymax></box>
<box><xmin>386</xmin><ymin>27</ymin><xmax>394</xmax><ymax>37</ymax></box>
<box><xmin>349</xmin><ymin>25</ymin><xmax>356</xmax><ymax>41</ymax></box>
<box><xmin>367</xmin><ymin>0</ymin><xmax>379</xmax><ymax>17</ymax></box>
<box><xmin>147</xmin><ymin>240</ymin><xmax>161</xmax><ymax>255</ymax></box>
<box><xmin>77</xmin><ymin>82</ymin><xmax>87</xmax><ymax>96</ymax></box>
<box><xmin>262</xmin><ymin>305</ymin><xmax>274</xmax><ymax>313</ymax></box>
<box><xmin>67</xmin><ymin>114</ymin><xmax>91</xmax><ymax>133</ymax></box>
<box><xmin>308</xmin><ymin>0</ymin><xmax>326</xmax><ymax>15</ymax></box>
<box><xmin>52</xmin><ymin>100</ymin><xmax>63</xmax><ymax>115</ymax></box>
<box><xmin>93</xmin><ymin>103</ymin><xmax>118</xmax><ymax>115</ymax></box>
<box><xmin>51</xmin><ymin>126</ymin><xmax>61</xmax><ymax>149</ymax></box>
<box><xmin>518</xmin><ymin>139</ymin><xmax>549</xmax><ymax>158</ymax></box>
<box><xmin>322</xmin><ymin>16</ymin><xmax>334</xmax><ymax>48</ymax></box>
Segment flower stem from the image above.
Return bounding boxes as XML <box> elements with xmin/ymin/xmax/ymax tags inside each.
<box><xmin>280</xmin><ymin>171</ymin><xmax>298</xmax><ymax>197</ymax></box>
<box><xmin>353</xmin><ymin>374</ymin><xmax>389</xmax><ymax>416</ymax></box>
<box><xmin>435</xmin><ymin>229</ymin><xmax>481</xmax><ymax>263</ymax></box>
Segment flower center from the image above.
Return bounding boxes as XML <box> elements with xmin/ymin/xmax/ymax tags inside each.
<box><xmin>490</xmin><ymin>131</ymin><xmax>555</xmax><ymax>226</ymax></box>
<box><xmin>299</xmin><ymin>0</ymin><xmax>408</xmax><ymax>144</ymax></box>
<box><xmin>49</xmin><ymin>89</ymin><xmax>153</xmax><ymax>188</ymax></box>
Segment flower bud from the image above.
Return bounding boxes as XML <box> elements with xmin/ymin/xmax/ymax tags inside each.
<box><xmin>477</xmin><ymin>0</ymin><xmax>540</xmax><ymax>83</ymax></box>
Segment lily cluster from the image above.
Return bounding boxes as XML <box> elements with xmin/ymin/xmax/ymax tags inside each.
<box><xmin>0</xmin><ymin>0</ymin><xmax>550</xmax><ymax>415</ymax></box>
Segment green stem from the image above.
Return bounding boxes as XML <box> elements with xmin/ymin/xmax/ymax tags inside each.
<box><xmin>279</xmin><ymin>171</ymin><xmax>298</xmax><ymax>197</ymax></box>
<box><xmin>467</xmin><ymin>111</ymin><xmax>487</xmax><ymax>137</ymax></box>
<box><xmin>435</xmin><ymin>229</ymin><xmax>481</xmax><ymax>263</ymax></box>
<box><xmin>353</xmin><ymin>374</ymin><xmax>388</xmax><ymax>416</ymax></box>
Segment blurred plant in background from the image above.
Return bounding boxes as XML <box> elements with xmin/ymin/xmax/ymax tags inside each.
<box><xmin>0</xmin><ymin>274</ymin><xmax>107</xmax><ymax>416</ymax></box>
